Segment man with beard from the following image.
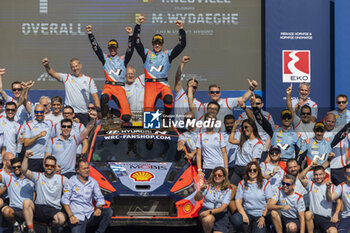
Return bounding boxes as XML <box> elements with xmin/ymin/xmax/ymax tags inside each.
<box><xmin>291</xmin><ymin>82</ymin><xmax>318</xmax><ymax>121</ymax></box>
<box><xmin>21</xmin><ymin>151</ymin><xmax>67</xmax><ymax>232</ymax></box>
<box><xmin>268</xmin><ymin>174</ymin><xmax>306</xmax><ymax>233</ymax></box>
<box><xmin>0</xmin><ymin>158</ymin><xmax>34</xmax><ymax>233</ymax></box>
<box><xmin>299</xmin><ymin>166</ymin><xmax>340</xmax><ymax>233</ymax></box>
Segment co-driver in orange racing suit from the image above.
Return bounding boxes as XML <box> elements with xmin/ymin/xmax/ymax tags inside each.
<box><xmin>134</xmin><ymin>16</ymin><xmax>186</xmax><ymax>116</ymax></box>
<box><xmin>87</xmin><ymin>25</ymin><xmax>134</xmax><ymax>122</ymax></box>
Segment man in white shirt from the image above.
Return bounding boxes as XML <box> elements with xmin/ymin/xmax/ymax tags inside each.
<box><xmin>41</xmin><ymin>58</ymin><xmax>101</xmax><ymax>125</ymax></box>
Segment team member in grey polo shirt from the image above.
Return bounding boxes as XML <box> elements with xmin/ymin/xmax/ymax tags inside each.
<box><xmin>21</xmin><ymin>150</ymin><xmax>68</xmax><ymax>232</ymax></box>
<box><xmin>23</xmin><ymin>104</ymin><xmax>53</xmax><ymax>172</ymax></box>
<box><xmin>45</xmin><ymin>111</ymin><xmax>97</xmax><ymax>178</ymax></box>
<box><xmin>0</xmin><ymin>102</ymin><xmax>23</xmax><ymax>155</ymax></box>
<box><xmin>51</xmin><ymin>106</ymin><xmax>87</xmax><ymax>155</ymax></box>
<box><xmin>0</xmin><ymin>157</ymin><xmax>34</xmax><ymax>233</ymax></box>
<box><xmin>41</xmin><ymin>58</ymin><xmax>101</xmax><ymax>125</ymax></box>
<box><xmin>177</xmin><ymin>112</ymin><xmax>198</xmax><ymax>160</ymax></box>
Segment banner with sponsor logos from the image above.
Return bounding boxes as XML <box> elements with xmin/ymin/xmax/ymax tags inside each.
<box><xmin>265</xmin><ymin>0</ymin><xmax>331</xmax><ymax>121</ymax></box>
<box><xmin>1</xmin><ymin>0</ymin><xmax>261</xmax><ymax>91</ymax></box>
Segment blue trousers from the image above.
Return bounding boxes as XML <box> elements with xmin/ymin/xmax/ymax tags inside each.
<box><xmin>70</xmin><ymin>208</ymin><xmax>113</xmax><ymax>233</ymax></box>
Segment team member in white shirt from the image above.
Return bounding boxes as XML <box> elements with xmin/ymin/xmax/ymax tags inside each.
<box><xmin>291</xmin><ymin>82</ymin><xmax>318</xmax><ymax>121</ymax></box>
<box><xmin>286</xmin><ymin>84</ymin><xmax>315</xmax><ymax>140</ymax></box>
<box><xmin>329</xmin><ymin>94</ymin><xmax>350</xmax><ymax>127</ymax></box>
<box><xmin>41</xmin><ymin>57</ymin><xmax>101</xmax><ymax>125</ymax></box>
<box><xmin>326</xmin><ymin>164</ymin><xmax>350</xmax><ymax>232</ymax></box>
<box><xmin>299</xmin><ymin>165</ymin><xmax>340</xmax><ymax>233</ymax></box>
<box><xmin>197</xmin><ymin>80</ymin><xmax>258</xmax><ymax>130</ymax></box>
<box><xmin>177</xmin><ymin>112</ymin><xmax>198</xmax><ymax>160</ymax></box>
<box><xmin>124</xmin><ymin>66</ymin><xmax>144</xmax><ymax>114</ymax></box>
<box><xmin>45</xmin><ymin>96</ymin><xmax>64</xmax><ymax>125</ymax></box>
<box><xmin>174</xmin><ymin>56</ymin><xmax>202</xmax><ymax>121</ymax></box>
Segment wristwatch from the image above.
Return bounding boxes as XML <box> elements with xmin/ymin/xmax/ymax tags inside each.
<box><xmin>209</xmin><ymin>210</ymin><xmax>213</xmax><ymax>215</ymax></box>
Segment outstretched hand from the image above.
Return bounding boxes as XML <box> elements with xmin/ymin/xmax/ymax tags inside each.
<box><xmin>182</xmin><ymin>56</ymin><xmax>190</xmax><ymax>63</ymax></box>
<box><xmin>86</xmin><ymin>25</ymin><xmax>92</xmax><ymax>33</ymax></box>
<box><xmin>286</xmin><ymin>83</ymin><xmax>293</xmax><ymax>95</ymax></box>
<box><xmin>125</xmin><ymin>27</ymin><xmax>133</xmax><ymax>35</ymax></box>
<box><xmin>176</xmin><ymin>20</ymin><xmax>183</xmax><ymax>29</ymax></box>
<box><xmin>0</xmin><ymin>68</ymin><xmax>6</xmax><ymax>76</ymax></box>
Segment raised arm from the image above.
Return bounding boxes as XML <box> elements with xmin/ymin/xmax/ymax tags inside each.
<box><xmin>86</xmin><ymin>25</ymin><xmax>106</xmax><ymax>65</ymax></box>
<box><xmin>286</xmin><ymin>84</ymin><xmax>295</xmax><ymax>120</ymax></box>
<box><xmin>229</xmin><ymin>120</ymin><xmax>241</xmax><ymax>145</ymax></box>
<box><xmin>21</xmin><ymin>150</ymin><xmax>34</xmax><ymax>181</ymax></box>
<box><xmin>174</xmin><ymin>56</ymin><xmax>190</xmax><ymax>93</ymax></box>
<box><xmin>18</xmin><ymin>81</ymin><xmax>34</xmax><ymax>114</ymax></box>
<box><xmin>250</xmin><ymin>93</ymin><xmax>273</xmax><ymax>138</ymax></box>
<box><xmin>0</xmin><ymin>69</ymin><xmax>9</xmax><ymax>101</ymax></box>
<box><xmin>80</xmin><ymin>110</ymin><xmax>97</xmax><ymax>139</ymax></box>
<box><xmin>42</xmin><ymin>58</ymin><xmax>61</xmax><ymax>81</ymax></box>
<box><xmin>169</xmin><ymin>20</ymin><xmax>186</xmax><ymax>63</ymax></box>
<box><xmin>134</xmin><ymin>15</ymin><xmax>147</xmax><ymax>63</ymax></box>
<box><xmin>325</xmin><ymin>181</ymin><xmax>339</xmax><ymax>201</ymax></box>
<box><xmin>237</xmin><ymin>79</ymin><xmax>258</xmax><ymax>103</ymax></box>
<box><xmin>298</xmin><ymin>160</ymin><xmax>317</xmax><ymax>187</ymax></box>
<box><xmin>124</xmin><ymin>27</ymin><xmax>135</xmax><ymax>67</ymax></box>
<box><xmin>238</xmin><ymin>99</ymin><xmax>254</xmax><ymax>122</ymax></box>
<box><xmin>331</xmin><ymin>121</ymin><xmax>350</xmax><ymax>148</ymax></box>
<box><xmin>187</xmin><ymin>77</ymin><xmax>197</xmax><ymax>116</ymax></box>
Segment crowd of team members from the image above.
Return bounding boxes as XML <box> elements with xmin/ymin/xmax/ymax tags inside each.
<box><xmin>0</xmin><ymin>14</ymin><xmax>349</xmax><ymax>233</ymax></box>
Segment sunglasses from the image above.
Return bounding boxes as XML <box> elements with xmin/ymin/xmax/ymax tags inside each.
<box><xmin>210</xmin><ymin>91</ymin><xmax>220</xmax><ymax>94</ymax></box>
<box><xmin>337</xmin><ymin>101</ymin><xmax>347</xmax><ymax>104</ymax></box>
<box><xmin>34</xmin><ymin>110</ymin><xmax>44</xmax><ymax>114</ymax></box>
<box><xmin>5</xmin><ymin>108</ymin><xmax>16</xmax><ymax>112</ymax></box>
<box><xmin>12</xmin><ymin>165</ymin><xmax>21</xmax><ymax>169</ymax></box>
<box><xmin>61</xmin><ymin>125</ymin><xmax>72</xmax><ymax>129</ymax></box>
<box><xmin>282</xmin><ymin>181</ymin><xmax>292</xmax><ymax>187</ymax></box>
<box><xmin>243</xmin><ymin>126</ymin><xmax>250</xmax><ymax>130</ymax></box>
<box><xmin>12</xmin><ymin>88</ymin><xmax>22</xmax><ymax>92</ymax></box>
<box><xmin>270</xmin><ymin>151</ymin><xmax>280</xmax><ymax>155</ymax></box>
<box><xmin>42</xmin><ymin>104</ymin><xmax>48</xmax><ymax>107</ymax></box>
<box><xmin>255</xmin><ymin>103</ymin><xmax>262</xmax><ymax>105</ymax></box>
<box><xmin>345</xmin><ymin>172</ymin><xmax>350</xmax><ymax>176</ymax></box>
<box><xmin>282</xmin><ymin>116</ymin><xmax>291</xmax><ymax>120</ymax></box>
<box><xmin>45</xmin><ymin>164</ymin><xmax>55</xmax><ymax>168</ymax></box>
<box><xmin>63</xmin><ymin>112</ymin><xmax>73</xmax><ymax>115</ymax></box>
<box><xmin>214</xmin><ymin>174</ymin><xmax>223</xmax><ymax>178</ymax></box>
<box><xmin>248</xmin><ymin>168</ymin><xmax>257</xmax><ymax>173</ymax></box>
<box><xmin>301</xmin><ymin>112</ymin><xmax>311</xmax><ymax>116</ymax></box>
<box><xmin>88</xmin><ymin>107</ymin><xmax>95</xmax><ymax>110</ymax></box>
<box><xmin>192</xmin><ymin>86</ymin><xmax>198</xmax><ymax>90</ymax></box>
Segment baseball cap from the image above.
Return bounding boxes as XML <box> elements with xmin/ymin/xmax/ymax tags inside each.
<box><xmin>108</xmin><ymin>39</ymin><xmax>119</xmax><ymax>48</ymax></box>
<box><xmin>314</xmin><ymin>122</ymin><xmax>325</xmax><ymax>130</ymax></box>
<box><xmin>269</xmin><ymin>145</ymin><xmax>281</xmax><ymax>154</ymax></box>
<box><xmin>281</xmin><ymin>109</ymin><xmax>292</xmax><ymax>118</ymax></box>
<box><xmin>152</xmin><ymin>34</ymin><xmax>164</xmax><ymax>44</ymax></box>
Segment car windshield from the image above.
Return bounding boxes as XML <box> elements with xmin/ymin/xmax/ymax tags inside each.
<box><xmin>91</xmin><ymin>134</ymin><xmax>182</xmax><ymax>162</ymax></box>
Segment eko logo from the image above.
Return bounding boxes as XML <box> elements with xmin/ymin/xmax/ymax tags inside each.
<box><xmin>282</xmin><ymin>50</ymin><xmax>310</xmax><ymax>83</ymax></box>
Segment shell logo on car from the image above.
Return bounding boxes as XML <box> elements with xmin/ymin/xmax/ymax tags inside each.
<box><xmin>130</xmin><ymin>171</ymin><xmax>155</xmax><ymax>182</ymax></box>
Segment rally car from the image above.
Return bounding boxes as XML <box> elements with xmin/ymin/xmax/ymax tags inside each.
<box><xmin>87</xmin><ymin>120</ymin><xmax>203</xmax><ymax>226</ymax></box>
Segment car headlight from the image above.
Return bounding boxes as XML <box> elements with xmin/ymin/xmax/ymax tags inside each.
<box><xmin>100</xmin><ymin>187</ymin><xmax>113</xmax><ymax>196</ymax></box>
<box><xmin>174</xmin><ymin>181</ymin><xmax>195</xmax><ymax>198</ymax></box>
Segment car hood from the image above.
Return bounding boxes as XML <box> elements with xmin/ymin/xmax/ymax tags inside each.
<box><xmin>109</xmin><ymin>162</ymin><xmax>173</xmax><ymax>192</ymax></box>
